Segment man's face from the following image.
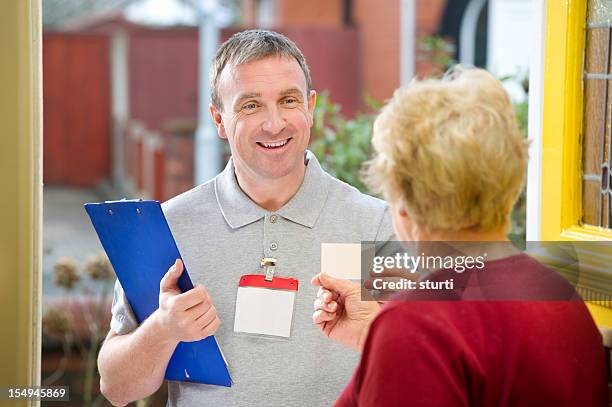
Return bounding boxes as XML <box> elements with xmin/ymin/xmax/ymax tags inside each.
<box><xmin>211</xmin><ymin>55</ymin><xmax>316</xmax><ymax>182</ymax></box>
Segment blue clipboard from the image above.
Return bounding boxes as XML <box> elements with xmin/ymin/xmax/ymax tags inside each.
<box><xmin>84</xmin><ymin>200</ymin><xmax>232</xmax><ymax>387</ymax></box>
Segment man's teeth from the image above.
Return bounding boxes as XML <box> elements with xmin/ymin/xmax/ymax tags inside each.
<box><xmin>261</xmin><ymin>139</ymin><xmax>289</xmax><ymax>148</ymax></box>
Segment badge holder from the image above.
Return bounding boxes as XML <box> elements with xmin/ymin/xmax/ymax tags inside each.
<box><xmin>233</xmin><ymin>258</ymin><xmax>298</xmax><ymax>339</ymax></box>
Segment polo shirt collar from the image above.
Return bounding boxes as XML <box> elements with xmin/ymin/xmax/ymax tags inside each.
<box><xmin>277</xmin><ymin>151</ymin><xmax>329</xmax><ymax>228</ymax></box>
<box><xmin>214</xmin><ymin>159</ymin><xmax>267</xmax><ymax>229</ymax></box>
<box><xmin>214</xmin><ymin>150</ymin><xmax>330</xmax><ymax>229</ymax></box>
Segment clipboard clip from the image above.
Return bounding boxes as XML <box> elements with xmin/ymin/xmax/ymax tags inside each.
<box><xmin>260</xmin><ymin>257</ymin><xmax>277</xmax><ymax>282</ymax></box>
<box><xmin>104</xmin><ymin>198</ymin><xmax>144</xmax><ymax>203</ymax></box>
<box><xmin>103</xmin><ymin>199</ymin><xmax>145</xmax><ymax>215</ymax></box>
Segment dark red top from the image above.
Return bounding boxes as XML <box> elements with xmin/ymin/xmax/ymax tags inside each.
<box><xmin>336</xmin><ymin>254</ymin><xmax>608</xmax><ymax>406</ymax></box>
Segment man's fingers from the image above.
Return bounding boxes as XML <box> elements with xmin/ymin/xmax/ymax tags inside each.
<box><xmin>196</xmin><ymin>304</ymin><xmax>217</xmax><ymax>328</ymax></box>
<box><xmin>186</xmin><ymin>300</ymin><xmax>212</xmax><ymax>320</ymax></box>
<box><xmin>201</xmin><ymin>317</ymin><xmax>221</xmax><ymax>338</ymax></box>
<box><xmin>313</xmin><ymin>309</ymin><xmax>336</xmax><ymax>324</ymax></box>
<box><xmin>160</xmin><ymin>259</ymin><xmax>183</xmax><ymax>292</ymax></box>
<box><xmin>174</xmin><ymin>284</ymin><xmax>208</xmax><ymax>310</ymax></box>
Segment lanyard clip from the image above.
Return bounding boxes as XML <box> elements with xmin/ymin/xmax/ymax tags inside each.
<box><xmin>261</xmin><ymin>257</ymin><xmax>277</xmax><ymax>282</ymax></box>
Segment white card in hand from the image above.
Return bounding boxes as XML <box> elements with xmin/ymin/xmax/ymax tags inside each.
<box><xmin>234</xmin><ymin>275</ymin><xmax>298</xmax><ymax>338</ymax></box>
<box><xmin>321</xmin><ymin>243</ymin><xmax>375</xmax><ymax>280</ymax></box>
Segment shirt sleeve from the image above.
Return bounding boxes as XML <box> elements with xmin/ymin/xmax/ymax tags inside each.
<box><xmin>351</xmin><ymin>306</ymin><xmax>470</xmax><ymax>407</ymax></box>
<box><xmin>109</xmin><ymin>279</ymin><xmax>139</xmax><ymax>335</ymax></box>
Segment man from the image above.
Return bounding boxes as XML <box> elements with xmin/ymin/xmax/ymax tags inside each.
<box><xmin>97</xmin><ymin>29</ymin><xmax>394</xmax><ymax>406</ymax></box>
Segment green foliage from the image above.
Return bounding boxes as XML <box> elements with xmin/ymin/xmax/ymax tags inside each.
<box><xmin>508</xmin><ymin>100</ymin><xmax>529</xmax><ymax>245</ymax></box>
<box><xmin>310</xmin><ymin>88</ymin><xmax>529</xmax><ymax>244</ymax></box>
<box><xmin>515</xmin><ymin>100</ymin><xmax>529</xmax><ymax>137</ymax></box>
<box><xmin>310</xmin><ymin>92</ymin><xmax>375</xmax><ymax>193</ymax></box>
<box><xmin>43</xmin><ymin>253</ymin><xmax>115</xmax><ymax>406</ymax></box>
<box><xmin>418</xmin><ymin>35</ymin><xmax>457</xmax><ymax>74</ymax></box>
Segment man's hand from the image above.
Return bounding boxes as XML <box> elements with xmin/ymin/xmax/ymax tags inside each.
<box><xmin>311</xmin><ymin>272</ymin><xmax>380</xmax><ymax>352</ymax></box>
<box><xmin>153</xmin><ymin>259</ymin><xmax>220</xmax><ymax>343</ymax></box>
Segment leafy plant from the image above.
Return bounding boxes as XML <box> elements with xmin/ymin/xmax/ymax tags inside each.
<box><xmin>418</xmin><ymin>35</ymin><xmax>457</xmax><ymax>75</ymax></box>
<box><xmin>43</xmin><ymin>253</ymin><xmax>115</xmax><ymax>406</ymax></box>
<box><xmin>310</xmin><ymin>86</ymin><xmax>529</xmax><ymax>243</ymax></box>
<box><xmin>508</xmin><ymin>99</ymin><xmax>529</xmax><ymax>245</ymax></box>
<box><xmin>310</xmin><ymin>92</ymin><xmax>375</xmax><ymax>193</ymax></box>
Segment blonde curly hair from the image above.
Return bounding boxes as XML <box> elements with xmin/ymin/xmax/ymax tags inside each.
<box><xmin>363</xmin><ymin>66</ymin><xmax>529</xmax><ymax>232</ymax></box>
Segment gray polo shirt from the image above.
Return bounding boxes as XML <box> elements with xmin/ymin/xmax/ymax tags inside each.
<box><xmin>110</xmin><ymin>150</ymin><xmax>394</xmax><ymax>406</ymax></box>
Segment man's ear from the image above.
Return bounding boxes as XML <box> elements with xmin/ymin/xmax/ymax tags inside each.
<box><xmin>307</xmin><ymin>90</ymin><xmax>317</xmax><ymax>126</ymax></box>
<box><xmin>209</xmin><ymin>103</ymin><xmax>227</xmax><ymax>139</ymax></box>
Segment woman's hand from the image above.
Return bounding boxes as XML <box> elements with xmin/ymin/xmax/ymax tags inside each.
<box><xmin>311</xmin><ymin>272</ymin><xmax>380</xmax><ymax>352</ymax></box>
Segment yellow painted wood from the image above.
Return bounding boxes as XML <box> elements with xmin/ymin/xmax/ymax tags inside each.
<box><xmin>563</xmin><ymin>225</ymin><xmax>612</xmax><ymax>241</ymax></box>
<box><xmin>0</xmin><ymin>0</ymin><xmax>42</xmax><ymax>402</ymax></box>
<box><xmin>540</xmin><ymin>1</ymin><xmax>612</xmax><ymax>324</ymax></box>
<box><xmin>587</xmin><ymin>303</ymin><xmax>612</xmax><ymax>328</ymax></box>
<box><xmin>540</xmin><ymin>0</ymin><xmax>587</xmax><ymax>241</ymax></box>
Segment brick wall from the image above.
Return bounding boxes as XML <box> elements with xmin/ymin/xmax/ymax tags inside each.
<box><xmin>353</xmin><ymin>0</ymin><xmax>401</xmax><ymax>103</ymax></box>
<box><xmin>128</xmin><ymin>29</ymin><xmax>199</xmax><ymax>131</ymax></box>
<box><xmin>253</xmin><ymin>0</ymin><xmax>450</xmax><ymax>106</ymax></box>
<box><xmin>277</xmin><ymin>0</ymin><xmax>344</xmax><ymax>27</ymax></box>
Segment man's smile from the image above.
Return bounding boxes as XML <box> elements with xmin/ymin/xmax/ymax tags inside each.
<box><xmin>256</xmin><ymin>137</ymin><xmax>292</xmax><ymax>150</ymax></box>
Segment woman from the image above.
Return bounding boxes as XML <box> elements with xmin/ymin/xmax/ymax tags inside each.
<box><xmin>312</xmin><ymin>66</ymin><xmax>607</xmax><ymax>406</ymax></box>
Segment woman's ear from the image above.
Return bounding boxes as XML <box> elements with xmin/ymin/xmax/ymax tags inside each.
<box><xmin>388</xmin><ymin>199</ymin><xmax>412</xmax><ymax>241</ymax></box>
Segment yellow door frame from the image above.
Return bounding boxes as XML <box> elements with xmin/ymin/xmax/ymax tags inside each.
<box><xmin>0</xmin><ymin>0</ymin><xmax>43</xmax><ymax>399</ymax></box>
<box><xmin>541</xmin><ymin>0</ymin><xmax>612</xmax><ymax>241</ymax></box>
<box><xmin>541</xmin><ymin>0</ymin><xmax>612</xmax><ymax>326</ymax></box>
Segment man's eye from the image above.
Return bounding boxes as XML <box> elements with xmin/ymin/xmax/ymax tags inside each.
<box><xmin>282</xmin><ymin>98</ymin><xmax>299</xmax><ymax>106</ymax></box>
<box><xmin>242</xmin><ymin>102</ymin><xmax>259</xmax><ymax>111</ymax></box>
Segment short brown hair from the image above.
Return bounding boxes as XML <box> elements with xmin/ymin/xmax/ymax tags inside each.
<box><xmin>210</xmin><ymin>29</ymin><xmax>312</xmax><ymax>110</ymax></box>
<box><xmin>363</xmin><ymin>66</ymin><xmax>529</xmax><ymax>232</ymax></box>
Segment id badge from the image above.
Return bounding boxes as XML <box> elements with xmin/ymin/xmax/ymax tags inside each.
<box><xmin>233</xmin><ymin>274</ymin><xmax>299</xmax><ymax>338</ymax></box>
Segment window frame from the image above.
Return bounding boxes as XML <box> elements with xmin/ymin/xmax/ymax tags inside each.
<box><xmin>541</xmin><ymin>0</ymin><xmax>612</xmax><ymax>325</ymax></box>
<box><xmin>541</xmin><ymin>0</ymin><xmax>612</xmax><ymax>241</ymax></box>
<box><xmin>0</xmin><ymin>0</ymin><xmax>43</xmax><ymax>389</ymax></box>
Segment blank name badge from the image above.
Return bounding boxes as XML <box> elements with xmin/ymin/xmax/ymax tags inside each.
<box><xmin>233</xmin><ymin>275</ymin><xmax>299</xmax><ymax>338</ymax></box>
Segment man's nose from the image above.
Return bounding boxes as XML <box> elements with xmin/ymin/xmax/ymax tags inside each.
<box><xmin>261</xmin><ymin>106</ymin><xmax>287</xmax><ymax>135</ymax></box>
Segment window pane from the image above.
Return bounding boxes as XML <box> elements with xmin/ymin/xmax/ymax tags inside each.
<box><xmin>583</xmin><ymin>179</ymin><xmax>602</xmax><ymax>225</ymax></box>
<box><xmin>588</xmin><ymin>0</ymin><xmax>612</xmax><ymax>25</ymax></box>
<box><xmin>581</xmin><ymin>76</ymin><xmax>610</xmax><ymax>226</ymax></box>
<box><xmin>586</xmin><ymin>28</ymin><xmax>609</xmax><ymax>73</ymax></box>
<box><xmin>583</xmin><ymin>79</ymin><xmax>606</xmax><ymax>177</ymax></box>
<box><xmin>582</xmin><ymin>21</ymin><xmax>612</xmax><ymax>227</ymax></box>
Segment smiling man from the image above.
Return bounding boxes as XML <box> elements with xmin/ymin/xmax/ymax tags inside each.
<box><xmin>96</xmin><ymin>30</ymin><xmax>394</xmax><ymax>407</ymax></box>
<box><xmin>209</xmin><ymin>41</ymin><xmax>316</xmax><ymax>212</ymax></box>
